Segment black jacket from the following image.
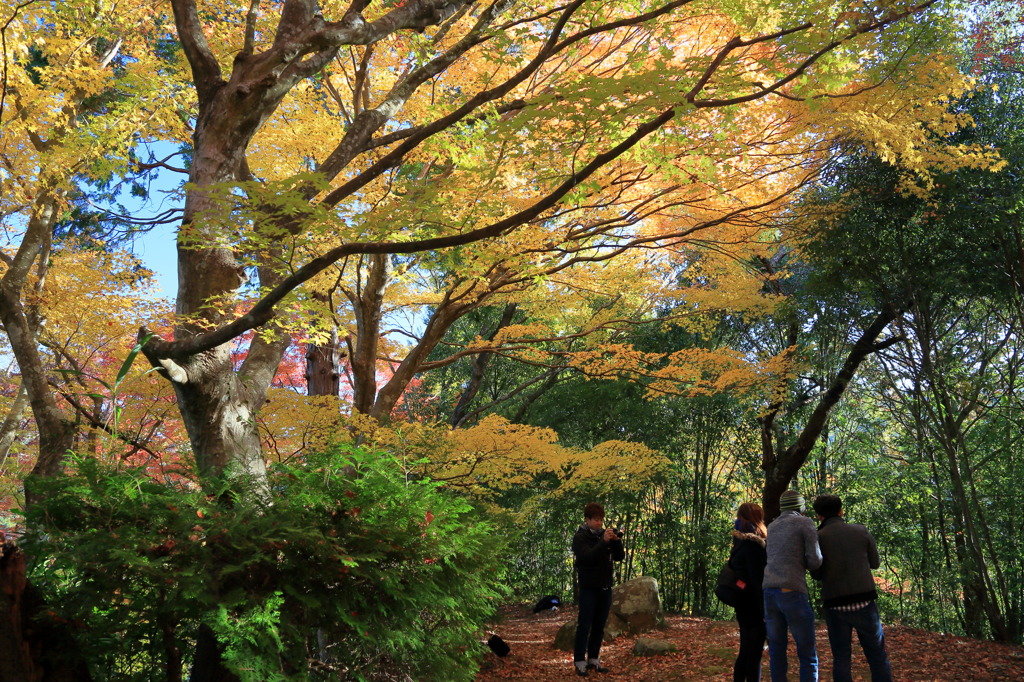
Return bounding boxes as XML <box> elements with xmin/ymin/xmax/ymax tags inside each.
<box><xmin>729</xmin><ymin>530</ymin><xmax>767</xmax><ymax>612</ymax></box>
<box><xmin>572</xmin><ymin>525</ymin><xmax>625</xmax><ymax>589</ymax></box>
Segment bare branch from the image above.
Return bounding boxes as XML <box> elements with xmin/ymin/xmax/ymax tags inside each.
<box><xmin>136</xmin><ymin>152</ymin><xmax>190</xmax><ymax>174</ymax></box>
<box><xmin>313</xmin><ymin>0</ymin><xmax>520</xmax><ymax>188</ymax></box>
<box><xmin>51</xmin><ymin>382</ymin><xmax>158</xmax><ymax>459</ymax></box>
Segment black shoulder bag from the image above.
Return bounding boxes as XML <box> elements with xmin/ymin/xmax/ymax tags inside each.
<box><xmin>714</xmin><ymin>557</ymin><xmax>749</xmax><ymax>607</ymax></box>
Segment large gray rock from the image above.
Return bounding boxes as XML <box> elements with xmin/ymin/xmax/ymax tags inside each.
<box><xmin>554</xmin><ymin>621</ymin><xmax>576</xmax><ymax>651</ymax></box>
<box><xmin>553</xmin><ymin>576</ymin><xmax>666</xmax><ymax>650</ymax></box>
<box><xmin>610</xmin><ymin>576</ymin><xmax>665</xmax><ymax>634</ymax></box>
<box><xmin>633</xmin><ymin>637</ymin><xmax>677</xmax><ymax>657</ymax></box>
<box><xmin>554</xmin><ymin>611</ymin><xmax>628</xmax><ymax>649</ymax></box>
<box><xmin>602</xmin><ymin>612</ymin><xmax>628</xmax><ymax>641</ymax></box>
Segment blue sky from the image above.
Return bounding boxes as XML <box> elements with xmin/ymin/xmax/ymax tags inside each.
<box><xmin>134</xmin><ymin>225</ymin><xmax>178</xmax><ymax>298</ymax></box>
<box><xmin>125</xmin><ymin>140</ymin><xmax>185</xmax><ymax>298</ymax></box>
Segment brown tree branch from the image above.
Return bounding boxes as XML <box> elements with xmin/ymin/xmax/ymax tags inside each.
<box><xmin>762</xmin><ymin>305</ymin><xmax>902</xmax><ymax>519</ymax></box>
<box><xmin>243</xmin><ymin>0</ymin><xmax>261</xmax><ymax>55</ymax></box>
<box><xmin>50</xmin><ymin>383</ymin><xmax>158</xmax><ymax>459</ymax></box>
<box><xmin>450</xmin><ymin>302</ymin><xmax>518</xmax><ymax>426</ymax></box>
<box><xmin>170</xmin><ymin>0</ymin><xmax>223</xmax><ymax>99</ymax></box>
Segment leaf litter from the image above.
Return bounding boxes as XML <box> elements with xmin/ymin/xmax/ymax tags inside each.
<box><xmin>476</xmin><ymin>604</ymin><xmax>1024</xmax><ymax>681</ymax></box>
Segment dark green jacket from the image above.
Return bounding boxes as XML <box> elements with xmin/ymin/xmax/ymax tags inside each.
<box><xmin>813</xmin><ymin>516</ymin><xmax>880</xmax><ymax>608</ymax></box>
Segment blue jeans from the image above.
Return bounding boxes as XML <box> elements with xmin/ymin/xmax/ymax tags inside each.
<box><xmin>574</xmin><ymin>586</ymin><xmax>612</xmax><ymax>663</ymax></box>
<box><xmin>764</xmin><ymin>588</ymin><xmax>818</xmax><ymax>682</ymax></box>
<box><xmin>825</xmin><ymin>603</ymin><xmax>892</xmax><ymax>682</ymax></box>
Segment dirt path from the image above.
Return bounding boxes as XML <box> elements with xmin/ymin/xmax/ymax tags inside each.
<box><xmin>476</xmin><ymin>606</ymin><xmax>1024</xmax><ymax>681</ymax></box>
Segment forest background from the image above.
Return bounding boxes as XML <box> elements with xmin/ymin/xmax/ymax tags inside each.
<box><xmin>1</xmin><ymin>0</ymin><xmax>1023</xmax><ymax>679</ymax></box>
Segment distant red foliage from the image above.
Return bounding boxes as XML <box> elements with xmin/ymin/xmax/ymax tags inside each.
<box><xmin>971</xmin><ymin>2</ymin><xmax>1024</xmax><ymax>74</ymax></box>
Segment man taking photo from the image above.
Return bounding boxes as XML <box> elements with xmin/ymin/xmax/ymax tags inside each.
<box><xmin>571</xmin><ymin>502</ymin><xmax>625</xmax><ymax>677</ymax></box>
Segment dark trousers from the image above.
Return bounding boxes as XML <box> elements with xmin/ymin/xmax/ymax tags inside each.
<box><xmin>734</xmin><ymin>601</ymin><xmax>766</xmax><ymax>682</ymax></box>
<box><xmin>574</xmin><ymin>586</ymin><xmax>612</xmax><ymax>663</ymax></box>
<box><xmin>825</xmin><ymin>602</ymin><xmax>892</xmax><ymax>682</ymax></box>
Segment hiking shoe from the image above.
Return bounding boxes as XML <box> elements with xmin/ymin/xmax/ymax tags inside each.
<box><xmin>587</xmin><ymin>663</ymin><xmax>610</xmax><ymax>673</ymax></box>
<box><xmin>574</xmin><ymin>666</ymin><xmax>589</xmax><ymax>677</ymax></box>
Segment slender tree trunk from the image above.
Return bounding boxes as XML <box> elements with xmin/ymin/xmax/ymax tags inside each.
<box><xmin>938</xmin><ymin>434</ymin><xmax>1008</xmax><ymax>639</ymax></box>
<box><xmin>762</xmin><ymin>307</ymin><xmax>899</xmax><ymax>519</ymax></box>
<box><xmin>914</xmin><ymin>303</ymin><xmax>1010</xmax><ymax>640</ymax></box>
<box><xmin>0</xmin><ymin>382</ymin><xmax>29</xmax><ymax>470</ymax></box>
<box><xmin>948</xmin><ymin>505</ymin><xmax>987</xmax><ymax>638</ymax></box>
<box><xmin>450</xmin><ymin>303</ymin><xmax>517</xmax><ymax>426</ymax></box>
<box><xmin>349</xmin><ymin>254</ymin><xmax>390</xmax><ymax>414</ymax></box>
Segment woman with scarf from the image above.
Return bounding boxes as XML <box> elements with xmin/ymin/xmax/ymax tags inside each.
<box><xmin>729</xmin><ymin>502</ymin><xmax>768</xmax><ymax>681</ymax></box>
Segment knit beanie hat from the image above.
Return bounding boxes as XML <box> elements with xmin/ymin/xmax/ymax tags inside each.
<box><xmin>779</xmin><ymin>490</ymin><xmax>805</xmax><ymax>512</ymax></box>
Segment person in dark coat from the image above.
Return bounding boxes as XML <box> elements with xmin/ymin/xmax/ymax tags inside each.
<box><xmin>812</xmin><ymin>494</ymin><xmax>892</xmax><ymax>682</ymax></box>
<box><xmin>571</xmin><ymin>502</ymin><xmax>625</xmax><ymax>677</ymax></box>
<box><xmin>730</xmin><ymin>502</ymin><xmax>769</xmax><ymax>682</ymax></box>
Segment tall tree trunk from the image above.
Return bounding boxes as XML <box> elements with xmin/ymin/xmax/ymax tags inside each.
<box><xmin>761</xmin><ymin>307</ymin><xmax>900</xmax><ymax>519</ymax></box>
<box><xmin>190</xmin><ymin>625</ymin><xmax>239</xmax><ymax>682</ymax></box>
<box><xmin>0</xmin><ymin>382</ymin><xmax>29</xmax><ymax>471</ymax></box>
<box><xmin>149</xmin><ymin>83</ymin><xmax>295</xmax><ymax>484</ymax></box>
<box><xmin>0</xmin><ymin>541</ymin><xmax>33</xmax><ymax>682</ymax></box>
<box><xmin>0</xmin><ymin>541</ymin><xmax>93</xmax><ymax>682</ymax></box>
<box><xmin>940</xmin><ymin>437</ymin><xmax>1009</xmax><ymax>639</ymax></box>
<box><xmin>305</xmin><ymin>291</ymin><xmax>343</xmax><ymax>399</ymax></box>
<box><xmin>913</xmin><ymin>303</ymin><xmax>1010</xmax><ymax>641</ymax></box>
<box><xmin>0</xmin><ymin>196</ymin><xmax>76</xmax><ymax>491</ymax></box>
<box><xmin>349</xmin><ymin>255</ymin><xmax>390</xmax><ymax>414</ymax></box>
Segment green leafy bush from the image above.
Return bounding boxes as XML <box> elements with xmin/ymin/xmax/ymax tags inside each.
<box><xmin>23</xmin><ymin>445</ymin><xmax>507</xmax><ymax>681</ymax></box>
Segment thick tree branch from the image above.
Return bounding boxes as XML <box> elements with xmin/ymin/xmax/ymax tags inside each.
<box><xmin>450</xmin><ymin>302</ymin><xmax>519</xmax><ymax>427</ymax></box>
<box><xmin>762</xmin><ymin>305</ymin><xmax>902</xmax><ymax>519</ymax></box>
<box><xmin>243</xmin><ymin>0</ymin><xmax>261</xmax><ymax>55</ymax></box>
<box><xmin>141</xmin><ymin>100</ymin><xmax>680</xmax><ymax>361</ymax></box>
<box><xmin>170</xmin><ymin>0</ymin><xmax>223</xmax><ymax>99</ymax></box>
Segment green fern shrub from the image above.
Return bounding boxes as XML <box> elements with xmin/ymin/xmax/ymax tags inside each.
<box><xmin>22</xmin><ymin>445</ymin><xmax>507</xmax><ymax>681</ymax></box>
